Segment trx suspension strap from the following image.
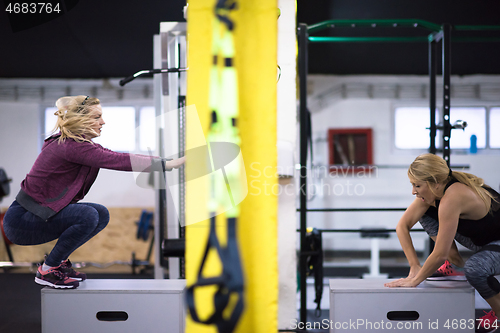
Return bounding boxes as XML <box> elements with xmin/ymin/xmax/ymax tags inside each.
<box><xmin>305</xmin><ymin>227</ymin><xmax>324</xmax><ymax>316</ymax></box>
<box><xmin>185</xmin><ymin>1</ymin><xmax>244</xmax><ymax>332</ymax></box>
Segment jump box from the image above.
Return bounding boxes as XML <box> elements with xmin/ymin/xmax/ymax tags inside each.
<box><xmin>41</xmin><ymin>279</ymin><xmax>186</xmax><ymax>333</ymax></box>
<box><xmin>329</xmin><ymin>278</ymin><xmax>474</xmax><ymax>333</ymax></box>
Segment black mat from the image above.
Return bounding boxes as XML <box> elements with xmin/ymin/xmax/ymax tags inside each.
<box><xmin>0</xmin><ymin>272</ymin><xmax>153</xmax><ymax>333</ymax></box>
<box><xmin>0</xmin><ymin>273</ymin><xmax>42</xmax><ymax>333</ymax></box>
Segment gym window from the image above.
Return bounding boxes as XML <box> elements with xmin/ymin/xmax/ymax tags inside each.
<box><xmin>138</xmin><ymin>106</ymin><xmax>156</xmax><ymax>152</ymax></box>
<box><xmin>445</xmin><ymin>107</ymin><xmax>486</xmax><ymax>149</ymax></box>
<box><xmin>394</xmin><ymin>107</ymin><xmax>436</xmax><ymax>149</ymax></box>
<box><xmin>44</xmin><ymin>106</ymin><xmax>156</xmax><ymax>153</ymax></box>
<box><xmin>490</xmin><ymin>107</ymin><xmax>500</xmax><ymax>149</ymax></box>
<box><xmin>394</xmin><ymin>106</ymin><xmax>487</xmax><ymax>150</ymax></box>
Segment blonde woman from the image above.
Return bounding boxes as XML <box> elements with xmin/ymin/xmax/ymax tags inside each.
<box><xmin>385</xmin><ymin>153</ymin><xmax>500</xmax><ymax>333</ymax></box>
<box><xmin>3</xmin><ymin>96</ymin><xmax>184</xmax><ymax>289</ymax></box>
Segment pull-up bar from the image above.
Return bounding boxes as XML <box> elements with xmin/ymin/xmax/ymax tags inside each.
<box><xmin>309</xmin><ymin>36</ymin><xmax>429</xmax><ymax>43</ymax></box>
<box><xmin>308</xmin><ymin>19</ymin><xmax>442</xmax><ymax>34</ymax></box>
<box><xmin>307</xmin><ymin>19</ymin><xmax>500</xmax><ymax>43</ymax></box>
<box><xmin>309</xmin><ymin>36</ymin><xmax>500</xmax><ymax>43</ymax></box>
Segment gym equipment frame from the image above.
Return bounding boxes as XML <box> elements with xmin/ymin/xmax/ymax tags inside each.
<box><xmin>297</xmin><ymin>19</ymin><xmax>500</xmax><ymax>324</ymax></box>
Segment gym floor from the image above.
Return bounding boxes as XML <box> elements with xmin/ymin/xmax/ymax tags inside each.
<box><xmin>0</xmin><ymin>262</ymin><xmax>496</xmax><ymax>333</ymax></box>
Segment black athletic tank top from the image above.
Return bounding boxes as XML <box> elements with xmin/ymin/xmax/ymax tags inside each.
<box><xmin>425</xmin><ymin>178</ymin><xmax>500</xmax><ymax>246</ymax></box>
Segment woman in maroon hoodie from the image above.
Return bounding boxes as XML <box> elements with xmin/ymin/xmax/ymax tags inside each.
<box><xmin>2</xmin><ymin>95</ymin><xmax>184</xmax><ymax>289</ymax></box>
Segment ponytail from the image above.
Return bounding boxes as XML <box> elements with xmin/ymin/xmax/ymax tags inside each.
<box><xmin>450</xmin><ymin>170</ymin><xmax>496</xmax><ymax>211</ymax></box>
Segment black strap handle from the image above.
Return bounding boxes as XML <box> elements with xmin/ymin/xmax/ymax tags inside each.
<box><xmin>186</xmin><ymin>217</ymin><xmax>244</xmax><ymax>333</ymax></box>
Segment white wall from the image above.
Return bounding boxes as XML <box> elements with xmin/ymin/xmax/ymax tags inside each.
<box><xmin>0</xmin><ymin>102</ymin><xmax>41</xmax><ymax>209</ymax></box>
<box><xmin>303</xmin><ymin>74</ymin><xmax>500</xmax><ymax>252</ymax></box>
<box><xmin>3</xmin><ymin>74</ymin><xmax>500</xmax><ymax>254</ymax></box>
<box><xmin>0</xmin><ymin>79</ymin><xmax>157</xmax><ymax>210</ymax></box>
<box><xmin>277</xmin><ymin>0</ymin><xmax>298</xmax><ymax>328</ymax></box>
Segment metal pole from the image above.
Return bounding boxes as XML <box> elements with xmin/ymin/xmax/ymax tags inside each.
<box><xmin>178</xmin><ymin>95</ymin><xmax>186</xmax><ymax>279</ymax></box>
<box><xmin>429</xmin><ymin>37</ymin><xmax>437</xmax><ymax>154</ymax></box>
<box><xmin>427</xmin><ymin>35</ymin><xmax>438</xmax><ymax>256</ymax></box>
<box><xmin>158</xmin><ymin>128</ymin><xmax>168</xmax><ymax>270</ymax></box>
<box><xmin>177</xmin><ymin>37</ymin><xmax>186</xmax><ymax>279</ymax></box>
<box><xmin>298</xmin><ymin>23</ymin><xmax>309</xmax><ymax>324</ymax></box>
<box><xmin>442</xmin><ymin>24</ymin><xmax>452</xmax><ymax>167</ymax></box>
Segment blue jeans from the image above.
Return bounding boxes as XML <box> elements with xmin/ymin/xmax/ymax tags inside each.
<box><xmin>3</xmin><ymin>201</ymin><xmax>109</xmax><ymax>267</ymax></box>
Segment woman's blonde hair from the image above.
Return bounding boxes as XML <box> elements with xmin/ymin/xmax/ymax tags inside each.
<box><xmin>408</xmin><ymin>153</ymin><xmax>495</xmax><ymax>210</ymax></box>
<box><xmin>51</xmin><ymin>95</ymin><xmax>101</xmax><ymax>143</ymax></box>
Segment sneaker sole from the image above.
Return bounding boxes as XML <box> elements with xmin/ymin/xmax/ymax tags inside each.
<box><xmin>426</xmin><ymin>276</ymin><xmax>467</xmax><ymax>281</ymax></box>
<box><xmin>68</xmin><ymin>277</ymin><xmax>84</xmax><ymax>281</ymax></box>
<box><xmin>34</xmin><ymin>277</ymin><xmax>79</xmax><ymax>289</ymax></box>
<box><xmin>61</xmin><ymin>271</ymin><xmax>86</xmax><ymax>281</ymax></box>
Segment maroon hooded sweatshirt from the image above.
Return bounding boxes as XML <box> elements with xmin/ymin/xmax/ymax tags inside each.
<box><xmin>17</xmin><ymin>134</ymin><xmax>165</xmax><ymax>221</ymax></box>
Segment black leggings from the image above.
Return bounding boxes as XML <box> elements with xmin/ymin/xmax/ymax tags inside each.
<box><xmin>419</xmin><ymin>215</ymin><xmax>500</xmax><ymax>299</ymax></box>
<box><xmin>3</xmin><ymin>201</ymin><xmax>109</xmax><ymax>267</ymax></box>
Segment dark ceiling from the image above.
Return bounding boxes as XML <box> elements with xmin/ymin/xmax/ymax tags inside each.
<box><xmin>298</xmin><ymin>0</ymin><xmax>500</xmax><ymax>76</ymax></box>
<box><xmin>1</xmin><ymin>0</ymin><xmax>500</xmax><ymax>79</ymax></box>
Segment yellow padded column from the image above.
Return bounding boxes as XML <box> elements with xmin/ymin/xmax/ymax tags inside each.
<box><xmin>233</xmin><ymin>1</ymin><xmax>278</xmax><ymax>333</ymax></box>
<box><xmin>186</xmin><ymin>1</ymin><xmax>278</xmax><ymax>333</ymax></box>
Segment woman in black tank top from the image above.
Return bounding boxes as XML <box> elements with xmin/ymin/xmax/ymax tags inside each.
<box><xmin>384</xmin><ymin>154</ymin><xmax>500</xmax><ymax>332</ymax></box>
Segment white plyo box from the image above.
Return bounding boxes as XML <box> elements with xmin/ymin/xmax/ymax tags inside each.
<box><xmin>329</xmin><ymin>279</ymin><xmax>475</xmax><ymax>333</ymax></box>
<box><xmin>41</xmin><ymin>279</ymin><xmax>186</xmax><ymax>333</ymax></box>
